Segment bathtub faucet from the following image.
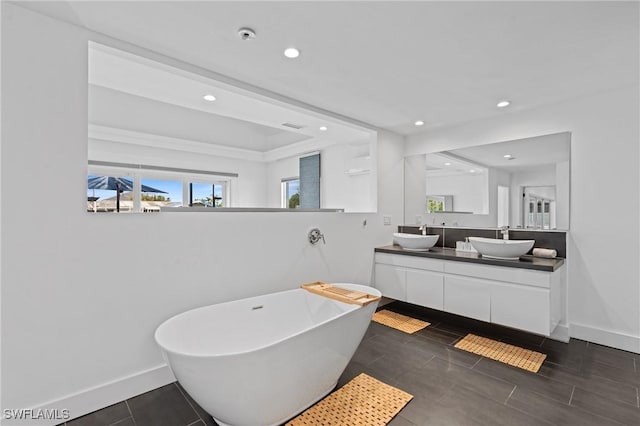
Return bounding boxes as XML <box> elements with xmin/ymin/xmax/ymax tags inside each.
<box><xmin>308</xmin><ymin>228</ymin><xmax>325</xmax><ymax>245</ymax></box>
<box><xmin>500</xmin><ymin>226</ymin><xmax>509</xmax><ymax>240</ymax></box>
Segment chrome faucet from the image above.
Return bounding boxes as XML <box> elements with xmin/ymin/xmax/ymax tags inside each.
<box><xmin>419</xmin><ymin>225</ymin><xmax>427</xmax><ymax>235</ymax></box>
<box><xmin>500</xmin><ymin>226</ymin><xmax>509</xmax><ymax>240</ymax></box>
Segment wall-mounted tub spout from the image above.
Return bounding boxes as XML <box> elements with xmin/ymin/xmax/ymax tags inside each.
<box><xmin>308</xmin><ymin>228</ymin><xmax>325</xmax><ymax>245</ymax></box>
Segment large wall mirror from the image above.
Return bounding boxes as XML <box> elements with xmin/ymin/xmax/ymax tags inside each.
<box><xmin>404</xmin><ymin>132</ymin><xmax>570</xmax><ymax>230</ymax></box>
<box><xmin>87</xmin><ymin>42</ymin><xmax>377</xmax><ymax>213</ymax></box>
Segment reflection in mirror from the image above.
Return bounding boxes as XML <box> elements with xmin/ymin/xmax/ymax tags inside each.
<box><xmin>425</xmin><ymin>152</ymin><xmax>489</xmax><ymax>214</ymax></box>
<box><xmin>405</xmin><ymin>132</ymin><xmax>570</xmax><ymax>229</ymax></box>
<box><xmin>87</xmin><ymin>42</ymin><xmax>377</xmax><ymax>213</ymax></box>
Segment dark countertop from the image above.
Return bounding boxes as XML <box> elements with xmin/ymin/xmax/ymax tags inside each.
<box><xmin>375</xmin><ymin>245</ymin><xmax>565</xmax><ymax>272</ymax></box>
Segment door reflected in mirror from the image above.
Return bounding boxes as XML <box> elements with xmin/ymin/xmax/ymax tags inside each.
<box><xmin>404</xmin><ymin>132</ymin><xmax>570</xmax><ymax>230</ymax></box>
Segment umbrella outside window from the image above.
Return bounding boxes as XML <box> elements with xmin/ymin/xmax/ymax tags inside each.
<box><xmin>87</xmin><ymin>176</ymin><xmax>167</xmax><ymax>212</ymax></box>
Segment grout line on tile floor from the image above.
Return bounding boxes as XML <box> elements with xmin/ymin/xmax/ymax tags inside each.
<box><xmin>450</xmin><ymin>335</ymin><xmax>465</xmax><ymax>347</ymax></box>
<box><xmin>428</xmin><ymin>321</ymin><xmax>441</xmax><ymax>329</ymax></box>
<box><xmin>567</xmin><ymin>385</ymin><xmax>575</xmax><ymax>406</ymax></box>
<box><xmin>634</xmin><ymin>358</ymin><xmax>637</xmax><ymax>373</ymax></box>
<box><xmin>175</xmin><ymin>382</ymin><xmax>206</xmax><ymax>424</ymax></box>
<box><xmin>636</xmin><ymin>387</ymin><xmax>639</xmax><ymax>408</ymax></box>
<box><xmin>504</xmin><ymin>385</ymin><xmax>517</xmax><ymax>404</ymax></box>
<box><xmin>186</xmin><ymin>421</ymin><xmax>203</xmax><ymax>426</ymax></box>
<box><xmin>124</xmin><ymin>400</ymin><xmax>137</xmax><ymax>426</ymax></box>
<box><xmin>470</xmin><ymin>357</ymin><xmax>482</xmax><ymax>369</ymax></box>
<box><xmin>109</xmin><ymin>418</ymin><xmax>134</xmax><ymax>426</ymax></box>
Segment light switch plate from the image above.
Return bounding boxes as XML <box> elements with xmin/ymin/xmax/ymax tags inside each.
<box><xmin>383</xmin><ymin>215</ymin><xmax>391</xmax><ymax>225</ymax></box>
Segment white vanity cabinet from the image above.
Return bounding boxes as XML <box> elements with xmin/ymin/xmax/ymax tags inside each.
<box><xmin>374</xmin><ymin>251</ymin><xmax>566</xmax><ymax>338</ymax></box>
<box><xmin>374</xmin><ymin>253</ymin><xmax>444</xmax><ymax>310</ymax></box>
<box><xmin>406</xmin><ymin>269</ymin><xmax>444</xmax><ymax>310</ymax></box>
<box><xmin>443</xmin><ymin>275</ymin><xmax>491</xmax><ymax>322</ymax></box>
<box><xmin>373</xmin><ymin>263</ymin><xmax>406</xmax><ymax>301</ymax></box>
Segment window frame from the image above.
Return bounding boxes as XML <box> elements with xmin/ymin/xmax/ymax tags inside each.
<box><xmin>88</xmin><ymin>165</ymin><xmax>234</xmax><ymax>212</ymax></box>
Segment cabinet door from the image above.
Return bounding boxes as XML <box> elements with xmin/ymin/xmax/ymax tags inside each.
<box><xmin>444</xmin><ymin>276</ymin><xmax>490</xmax><ymax>322</ymax></box>
<box><xmin>374</xmin><ymin>264</ymin><xmax>406</xmax><ymax>301</ymax></box>
<box><xmin>406</xmin><ymin>270</ymin><xmax>444</xmax><ymax>310</ymax></box>
<box><xmin>491</xmin><ymin>283</ymin><xmax>550</xmax><ymax>335</ymax></box>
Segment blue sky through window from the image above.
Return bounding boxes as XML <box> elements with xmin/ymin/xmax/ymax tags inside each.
<box><xmin>141</xmin><ymin>179</ymin><xmax>182</xmax><ymax>202</ymax></box>
<box><xmin>88</xmin><ymin>175</ymin><xmax>225</xmax><ymax>206</ymax></box>
<box><xmin>192</xmin><ymin>182</ymin><xmax>223</xmax><ymax>205</ymax></box>
<box><xmin>286</xmin><ymin>180</ymin><xmax>300</xmax><ymax>199</ymax></box>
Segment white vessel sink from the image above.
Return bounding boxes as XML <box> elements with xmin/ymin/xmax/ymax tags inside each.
<box><xmin>468</xmin><ymin>237</ymin><xmax>535</xmax><ymax>260</ymax></box>
<box><xmin>393</xmin><ymin>233</ymin><xmax>439</xmax><ymax>251</ymax></box>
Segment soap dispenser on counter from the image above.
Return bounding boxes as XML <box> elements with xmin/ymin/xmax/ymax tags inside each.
<box><xmin>456</xmin><ymin>237</ymin><xmax>477</xmax><ymax>253</ymax></box>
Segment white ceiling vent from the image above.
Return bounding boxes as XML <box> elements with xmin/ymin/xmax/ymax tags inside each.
<box><xmin>281</xmin><ymin>122</ymin><xmax>306</xmax><ymax>130</ymax></box>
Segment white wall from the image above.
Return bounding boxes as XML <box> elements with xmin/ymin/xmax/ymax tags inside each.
<box><xmin>321</xmin><ymin>142</ymin><xmax>374</xmax><ymax>212</ymax></box>
<box><xmin>265</xmin><ymin>155</ymin><xmax>299</xmax><ymax>208</ymax></box>
<box><xmin>0</xmin><ymin>5</ymin><xmax>404</xmax><ymax>423</ymax></box>
<box><xmin>427</xmin><ymin>173</ymin><xmax>487</xmax><ymax>214</ymax></box>
<box><xmin>418</xmin><ymin>167</ymin><xmax>506</xmax><ymax>228</ymax></box>
<box><xmin>90</xmin><ymin>139</ymin><xmax>269</xmax><ymax>207</ymax></box>
<box><xmin>403</xmin><ymin>154</ymin><xmax>426</xmax><ymax>224</ymax></box>
<box><xmin>265</xmin><ymin>142</ymin><xmax>376</xmax><ymax>212</ymax></box>
<box><xmin>407</xmin><ymin>85</ymin><xmax>640</xmax><ymax>352</ymax></box>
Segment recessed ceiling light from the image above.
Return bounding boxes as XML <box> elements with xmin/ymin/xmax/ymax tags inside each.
<box><xmin>469</xmin><ymin>169</ymin><xmax>476</xmax><ymax>173</ymax></box>
<box><xmin>497</xmin><ymin>100</ymin><xmax>511</xmax><ymax>108</ymax></box>
<box><xmin>444</xmin><ymin>162</ymin><xmax>452</xmax><ymax>166</ymax></box>
<box><xmin>504</xmin><ymin>154</ymin><xmax>513</xmax><ymax>159</ymax></box>
<box><xmin>284</xmin><ymin>47</ymin><xmax>300</xmax><ymax>59</ymax></box>
<box><xmin>414</xmin><ymin>120</ymin><xmax>425</xmax><ymax>126</ymax></box>
<box><xmin>203</xmin><ymin>94</ymin><xmax>216</xmax><ymax>102</ymax></box>
<box><xmin>319</xmin><ymin>126</ymin><xmax>328</xmax><ymax>131</ymax></box>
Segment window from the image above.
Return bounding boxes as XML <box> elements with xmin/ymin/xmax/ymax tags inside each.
<box><xmin>140</xmin><ymin>178</ymin><xmax>183</xmax><ymax>212</ymax></box>
<box><xmin>87</xmin><ymin>174</ymin><xmax>135</xmax><ymax>213</ymax></box>
<box><xmin>427</xmin><ymin>197</ymin><xmax>444</xmax><ymax>212</ymax></box>
<box><xmin>190</xmin><ymin>182</ymin><xmax>227</xmax><ymax>207</ymax></box>
<box><xmin>87</xmin><ymin>166</ymin><xmax>232</xmax><ymax>212</ymax></box>
<box><xmin>281</xmin><ymin>178</ymin><xmax>300</xmax><ymax>208</ymax></box>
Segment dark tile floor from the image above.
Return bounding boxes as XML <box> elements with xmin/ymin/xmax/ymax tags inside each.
<box><xmin>62</xmin><ymin>301</ymin><xmax>640</xmax><ymax>426</ymax></box>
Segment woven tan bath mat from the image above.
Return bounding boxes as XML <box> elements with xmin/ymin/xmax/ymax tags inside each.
<box><xmin>286</xmin><ymin>373</ymin><xmax>413</xmax><ymax>425</ymax></box>
<box><xmin>454</xmin><ymin>333</ymin><xmax>547</xmax><ymax>373</ymax></box>
<box><xmin>372</xmin><ymin>309</ymin><xmax>430</xmax><ymax>334</ymax></box>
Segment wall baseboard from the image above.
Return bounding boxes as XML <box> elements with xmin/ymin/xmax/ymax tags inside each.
<box><xmin>11</xmin><ymin>365</ymin><xmax>176</xmax><ymax>426</ymax></box>
<box><xmin>549</xmin><ymin>323</ymin><xmax>570</xmax><ymax>343</ymax></box>
<box><xmin>570</xmin><ymin>322</ymin><xmax>640</xmax><ymax>354</ymax></box>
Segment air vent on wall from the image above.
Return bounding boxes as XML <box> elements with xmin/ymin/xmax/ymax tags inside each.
<box><xmin>281</xmin><ymin>122</ymin><xmax>306</xmax><ymax>130</ymax></box>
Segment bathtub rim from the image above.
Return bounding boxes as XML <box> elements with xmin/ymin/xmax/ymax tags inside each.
<box><xmin>154</xmin><ymin>283</ymin><xmax>380</xmax><ymax>359</ymax></box>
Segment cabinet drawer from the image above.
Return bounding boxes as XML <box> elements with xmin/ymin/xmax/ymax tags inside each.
<box><xmin>491</xmin><ymin>283</ymin><xmax>551</xmax><ymax>335</ymax></box>
<box><xmin>444</xmin><ymin>261</ymin><xmax>551</xmax><ymax>288</ymax></box>
<box><xmin>375</xmin><ymin>253</ymin><xmax>444</xmax><ymax>272</ymax></box>
<box><xmin>444</xmin><ymin>276</ymin><xmax>490</xmax><ymax>322</ymax></box>
<box><xmin>406</xmin><ymin>269</ymin><xmax>444</xmax><ymax>310</ymax></box>
<box><xmin>374</xmin><ymin>264</ymin><xmax>406</xmax><ymax>300</ymax></box>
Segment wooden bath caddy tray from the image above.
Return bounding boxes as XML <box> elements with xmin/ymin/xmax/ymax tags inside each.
<box><xmin>301</xmin><ymin>282</ymin><xmax>381</xmax><ymax>306</ymax></box>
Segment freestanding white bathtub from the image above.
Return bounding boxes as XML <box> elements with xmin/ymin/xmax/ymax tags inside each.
<box><xmin>154</xmin><ymin>283</ymin><xmax>380</xmax><ymax>426</ymax></box>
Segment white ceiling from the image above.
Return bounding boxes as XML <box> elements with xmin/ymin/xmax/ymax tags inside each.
<box><xmin>87</xmin><ymin>42</ymin><xmax>373</xmax><ymax>157</ymax></box>
<box><xmin>426</xmin><ymin>132</ymin><xmax>570</xmax><ymax>176</ymax></box>
<box><xmin>89</xmin><ymin>85</ymin><xmax>311</xmax><ymax>152</ymax></box>
<box><xmin>449</xmin><ymin>132</ymin><xmax>571</xmax><ymax>172</ymax></box>
<box><xmin>18</xmin><ymin>1</ymin><xmax>640</xmax><ymax>135</ymax></box>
